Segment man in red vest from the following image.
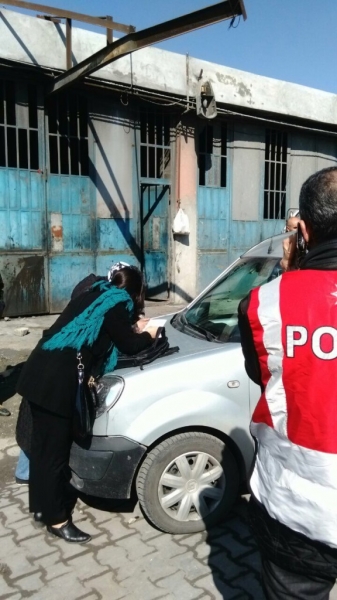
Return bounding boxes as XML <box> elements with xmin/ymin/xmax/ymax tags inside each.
<box><xmin>239</xmin><ymin>166</ymin><xmax>337</xmax><ymax>599</ymax></box>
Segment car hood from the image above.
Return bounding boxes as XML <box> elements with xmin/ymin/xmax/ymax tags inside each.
<box><xmin>113</xmin><ymin>313</ymin><xmax>228</xmax><ymax>377</ymax></box>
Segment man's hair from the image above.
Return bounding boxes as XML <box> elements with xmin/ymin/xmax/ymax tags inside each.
<box><xmin>299</xmin><ymin>166</ymin><xmax>337</xmax><ymax>244</ymax></box>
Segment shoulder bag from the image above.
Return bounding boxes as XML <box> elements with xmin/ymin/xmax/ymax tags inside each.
<box><xmin>73</xmin><ymin>352</ymin><xmax>96</xmax><ymax>440</ymax></box>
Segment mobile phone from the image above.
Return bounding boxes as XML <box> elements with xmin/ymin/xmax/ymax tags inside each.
<box><xmin>296</xmin><ymin>223</ymin><xmax>307</xmax><ymax>262</ymax></box>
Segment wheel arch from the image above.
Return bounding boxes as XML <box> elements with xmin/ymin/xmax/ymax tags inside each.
<box><xmin>134</xmin><ymin>428</ymin><xmax>243</xmax><ymax>533</ymax></box>
<box><xmin>133</xmin><ymin>424</ymin><xmax>248</xmax><ymax>491</ymax></box>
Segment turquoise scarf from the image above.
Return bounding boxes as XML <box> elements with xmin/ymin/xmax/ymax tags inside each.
<box><xmin>42</xmin><ymin>281</ymin><xmax>134</xmax><ymax>374</ymax></box>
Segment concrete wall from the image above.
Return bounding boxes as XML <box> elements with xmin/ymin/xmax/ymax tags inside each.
<box><xmin>2</xmin><ymin>8</ymin><xmax>337</xmax><ymax>127</ymax></box>
<box><xmin>288</xmin><ymin>134</ymin><xmax>337</xmax><ymax>209</ymax></box>
<box><xmin>90</xmin><ymin>100</ymin><xmax>134</xmax><ymax>219</ymax></box>
<box><xmin>231</xmin><ymin>124</ymin><xmax>264</xmax><ymax>221</ymax></box>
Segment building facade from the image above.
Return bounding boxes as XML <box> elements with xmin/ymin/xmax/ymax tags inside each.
<box><xmin>1</xmin><ymin>8</ymin><xmax>337</xmax><ymax>316</ymax></box>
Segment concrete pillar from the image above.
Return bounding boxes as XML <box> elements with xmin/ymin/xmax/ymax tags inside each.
<box><xmin>171</xmin><ymin>119</ymin><xmax>198</xmax><ymax>304</ymax></box>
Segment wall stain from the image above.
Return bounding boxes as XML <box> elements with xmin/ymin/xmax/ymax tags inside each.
<box><xmin>3</xmin><ymin>256</ymin><xmax>46</xmax><ymax>317</ymax></box>
<box><xmin>51</xmin><ymin>225</ymin><xmax>63</xmax><ymax>240</ymax></box>
<box><xmin>216</xmin><ymin>73</ymin><xmax>254</xmax><ymax>105</ymax></box>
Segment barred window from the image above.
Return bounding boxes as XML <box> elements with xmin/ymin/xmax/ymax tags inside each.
<box><xmin>0</xmin><ymin>80</ymin><xmax>39</xmax><ymax>170</ymax></box>
<box><xmin>140</xmin><ymin>111</ymin><xmax>171</xmax><ymax>180</ymax></box>
<box><xmin>198</xmin><ymin>123</ymin><xmax>227</xmax><ymax>187</ymax></box>
<box><xmin>264</xmin><ymin>129</ymin><xmax>287</xmax><ymax>219</ymax></box>
<box><xmin>47</xmin><ymin>93</ymin><xmax>88</xmax><ymax>176</ymax></box>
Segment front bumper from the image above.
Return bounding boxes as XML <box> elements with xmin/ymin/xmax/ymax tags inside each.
<box><xmin>69</xmin><ymin>435</ymin><xmax>146</xmax><ymax>499</ymax></box>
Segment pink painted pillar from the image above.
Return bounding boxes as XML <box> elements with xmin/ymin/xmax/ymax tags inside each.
<box><xmin>171</xmin><ymin>121</ymin><xmax>198</xmax><ymax>304</ymax></box>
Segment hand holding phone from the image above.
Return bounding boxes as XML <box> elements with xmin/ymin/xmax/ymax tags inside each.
<box><xmin>296</xmin><ymin>222</ymin><xmax>307</xmax><ymax>266</ymax></box>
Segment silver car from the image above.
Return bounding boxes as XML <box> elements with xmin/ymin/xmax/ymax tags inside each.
<box><xmin>70</xmin><ymin>233</ymin><xmax>287</xmax><ymax>534</ymax></box>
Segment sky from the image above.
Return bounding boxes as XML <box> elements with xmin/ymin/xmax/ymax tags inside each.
<box><xmin>7</xmin><ymin>0</ymin><xmax>337</xmax><ymax>94</ymax></box>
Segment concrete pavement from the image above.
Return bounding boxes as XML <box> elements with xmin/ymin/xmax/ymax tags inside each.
<box><xmin>0</xmin><ymin>442</ymin><xmax>264</xmax><ymax>600</ymax></box>
<box><xmin>1</xmin><ymin>440</ymin><xmax>337</xmax><ymax>600</ymax></box>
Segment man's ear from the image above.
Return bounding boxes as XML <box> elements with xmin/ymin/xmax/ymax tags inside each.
<box><xmin>299</xmin><ymin>220</ymin><xmax>310</xmax><ymax>243</ymax></box>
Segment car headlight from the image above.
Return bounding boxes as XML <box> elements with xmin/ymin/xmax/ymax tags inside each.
<box><xmin>94</xmin><ymin>375</ymin><xmax>124</xmax><ymax>417</ymax></box>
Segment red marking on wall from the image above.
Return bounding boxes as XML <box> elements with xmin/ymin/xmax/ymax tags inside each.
<box><xmin>51</xmin><ymin>226</ymin><xmax>63</xmax><ymax>240</ymax></box>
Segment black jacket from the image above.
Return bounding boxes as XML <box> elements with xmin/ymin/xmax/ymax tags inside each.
<box><xmin>17</xmin><ymin>289</ymin><xmax>152</xmax><ymax>418</ymax></box>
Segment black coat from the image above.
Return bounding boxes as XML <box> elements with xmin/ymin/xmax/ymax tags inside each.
<box><xmin>17</xmin><ymin>289</ymin><xmax>152</xmax><ymax>418</ymax></box>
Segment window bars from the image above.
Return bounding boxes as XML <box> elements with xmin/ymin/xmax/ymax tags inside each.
<box><xmin>264</xmin><ymin>129</ymin><xmax>287</xmax><ymax>220</ymax></box>
<box><xmin>47</xmin><ymin>93</ymin><xmax>89</xmax><ymax>176</ymax></box>
<box><xmin>198</xmin><ymin>123</ymin><xmax>227</xmax><ymax>188</ymax></box>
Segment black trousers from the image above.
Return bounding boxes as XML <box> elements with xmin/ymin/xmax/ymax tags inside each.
<box><xmin>29</xmin><ymin>403</ymin><xmax>77</xmax><ymax>526</ymax></box>
<box><xmin>262</xmin><ymin>557</ymin><xmax>335</xmax><ymax>600</ymax></box>
<box><xmin>249</xmin><ymin>498</ymin><xmax>337</xmax><ymax>600</ymax></box>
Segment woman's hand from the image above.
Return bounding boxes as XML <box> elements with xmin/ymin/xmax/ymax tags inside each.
<box><xmin>136</xmin><ymin>318</ymin><xmax>150</xmax><ymax>332</ymax></box>
<box><xmin>135</xmin><ymin>318</ymin><xmax>159</xmax><ymax>338</ymax></box>
<box><xmin>280</xmin><ymin>235</ymin><xmax>297</xmax><ymax>272</ymax></box>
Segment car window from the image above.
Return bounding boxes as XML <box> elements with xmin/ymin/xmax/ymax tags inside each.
<box><xmin>184</xmin><ymin>257</ymin><xmax>281</xmax><ymax>342</ymax></box>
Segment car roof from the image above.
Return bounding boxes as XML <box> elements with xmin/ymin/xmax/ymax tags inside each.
<box><xmin>242</xmin><ymin>231</ymin><xmax>295</xmax><ymax>258</ymax></box>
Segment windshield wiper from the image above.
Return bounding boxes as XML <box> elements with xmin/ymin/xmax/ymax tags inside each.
<box><xmin>183</xmin><ymin>320</ymin><xmax>219</xmax><ymax>342</ymax></box>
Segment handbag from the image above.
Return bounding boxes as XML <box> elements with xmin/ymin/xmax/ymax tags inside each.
<box><xmin>117</xmin><ymin>327</ymin><xmax>179</xmax><ymax>370</ymax></box>
<box><xmin>73</xmin><ymin>352</ymin><xmax>96</xmax><ymax>440</ymax></box>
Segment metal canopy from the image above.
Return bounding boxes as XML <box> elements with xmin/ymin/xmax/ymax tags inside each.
<box><xmin>49</xmin><ymin>0</ymin><xmax>246</xmax><ymax>95</ymax></box>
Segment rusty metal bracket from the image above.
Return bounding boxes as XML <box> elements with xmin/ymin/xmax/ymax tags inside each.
<box><xmin>66</xmin><ymin>18</ymin><xmax>72</xmax><ymax>70</ymax></box>
<box><xmin>48</xmin><ymin>0</ymin><xmax>246</xmax><ymax>94</ymax></box>
<box><xmin>37</xmin><ymin>14</ymin><xmax>61</xmax><ymax>23</ymax></box>
<box><xmin>2</xmin><ymin>0</ymin><xmax>136</xmax><ymax>71</ymax></box>
<box><xmin>2</xmin><ymin>0</ymin><xmax>135</xmax><ymax>33</ymax></box>
<box><xmin>104</xmin><ymin>16</ymin><xmax>114</xmax><ymax>45</ymax></box>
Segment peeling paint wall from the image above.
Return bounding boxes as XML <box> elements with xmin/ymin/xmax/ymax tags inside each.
<box><xmin>0</xmin><ymin>254</ymin><xmax>47</xmax><ymax>316</ymax></box>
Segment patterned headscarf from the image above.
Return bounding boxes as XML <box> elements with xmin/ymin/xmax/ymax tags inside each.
<box><xmin>107</xmin><ymin>261</ymin><xmax>130</xmax><ymax>282</ymax></box>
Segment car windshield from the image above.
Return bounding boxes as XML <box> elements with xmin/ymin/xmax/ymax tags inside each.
<box><xmin>182</xmin><ymin>256</ymin><xmax>282</xmax><ymax>343</ymax></box>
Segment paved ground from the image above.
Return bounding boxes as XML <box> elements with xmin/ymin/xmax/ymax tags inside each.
<box><xmin>0</xmin><ymin>445</ymin><xmax>265</xmax><ymax>600</ymax></box>
<box><xmin>1</xmin><ymin>305</ymin><xmax>337</xmax><ymax>599</ymax></box>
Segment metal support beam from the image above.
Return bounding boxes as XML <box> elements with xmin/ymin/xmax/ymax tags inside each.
<box><xmin>66</xmin><ymin>18</ymin><xmax>72</xmax><ymax>70</ymax></box>
<box><xmin>106</xmin><ymin>16</ymin><xmax>113</xmax><ymax>45</ymax></box>
<box><xmin>49</xmin><ymin>0</ymin><xmax>246</xmax><ymax>95</ymax></box>
<box><xmin>3</xmin><ymin>0</ymin><xmax>135</xmax><ymax>34</ymax></box>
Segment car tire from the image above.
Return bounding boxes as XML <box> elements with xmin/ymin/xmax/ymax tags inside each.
<box><xmin>136</xmin><ymin>432</ymin><xmax>240</xmax><ymax>534</ymax></box>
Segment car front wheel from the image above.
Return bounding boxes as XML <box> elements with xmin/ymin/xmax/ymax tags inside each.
<box><xmin>136</xmin><ymin>431</ymin><xmax>240</xmax><ymax>534</ymax></box>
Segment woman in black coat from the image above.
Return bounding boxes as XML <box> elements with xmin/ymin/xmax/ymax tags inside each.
<box><xmin>17</xmin><ymin>266</ymin><xmax>158</xmax><ymax>544</ymax></box>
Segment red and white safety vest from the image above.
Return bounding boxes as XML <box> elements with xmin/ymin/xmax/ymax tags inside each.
<box><xmin>247</xmin><ymin>270</ymin><xmax>337</xmax><ymax>549</ymax></box>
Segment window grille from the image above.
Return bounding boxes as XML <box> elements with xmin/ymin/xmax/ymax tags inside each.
<box><xmin>47</xmin><ymin>93</ymin><xmax>88</xmax><ymax>176</ymax></box>
<box><xmin>140</xmin><ymin>111</ymin><xmax>171</xmax><ymax>180</ymax></box>
<box><xmin>264</xmin><ymin>129</ymin><xmax>287</xmax><ymax>219</ymax></box>
<box><xmin>0</xmin><ymin>80</ymin><xmax>39</xmax><ymax>170</ymax></box>
<box><xmin>198</xmin><ymin>123</ymin><xmax>227</xmax><ymax>187</ymax></box>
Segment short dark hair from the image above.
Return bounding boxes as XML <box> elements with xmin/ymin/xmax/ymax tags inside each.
<box><xmin>299</xmin><ymin>166</ymin><xmax>337</xmax><ymax>244</ymax></box>
<box><xmin>110</xmin><ymin>266</ymin><xmax>145</xmax><ymax>318</ymax></box>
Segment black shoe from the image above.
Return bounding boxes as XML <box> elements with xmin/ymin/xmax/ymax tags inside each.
<box><xmin>47</xmin><ymin>520</ymin><xmax>91</xmax><ymax>544</ymax></box>
<box><xmin>15</xmin><ymin>477</ymin><xmax>29</xmax><ymax>485</ymax></box>
<box><xmin>33</xmin><ymin>513</ymin><xmax>45</xmax><ymax>528</ymax></box>
<box><xmin>0</xmin><ymin>406</ymin><xmax>11</xmax><ymax>417</ymax></box>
